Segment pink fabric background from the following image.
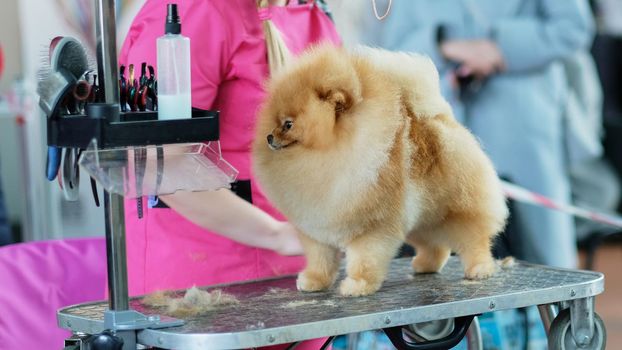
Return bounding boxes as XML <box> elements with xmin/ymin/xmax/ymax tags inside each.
<box><xmin>0</xmin><ymin>238</ymin><xmax>107</xmax><ymax>350</ymax></box>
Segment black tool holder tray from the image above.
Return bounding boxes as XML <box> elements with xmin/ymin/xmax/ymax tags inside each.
<box><xmin>47</xmin><ymin>103</ymin><xmax>220</xmax><ymax>148</ymax></box>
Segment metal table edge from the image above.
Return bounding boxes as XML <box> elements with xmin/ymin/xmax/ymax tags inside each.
<box><xmin>135</xmin><ymin>273</ymin><xmax>605</xmax><ymax>349</ymax></box>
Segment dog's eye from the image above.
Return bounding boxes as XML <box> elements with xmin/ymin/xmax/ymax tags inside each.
<box><xmin>283</xmin><ymin>120</ymin><xmax>293</xmax><ymax>130</ymax></box>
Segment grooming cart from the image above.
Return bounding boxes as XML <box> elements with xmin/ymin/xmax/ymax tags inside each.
<box><xmin>59</xmin><ymin>257</ymin><xmax>606</xmax><ymax>350</ymax></box>
<box><xmin>53</xmin><ymin>1</ymin><xmax>606</xmax><ymax>349</ymax></box>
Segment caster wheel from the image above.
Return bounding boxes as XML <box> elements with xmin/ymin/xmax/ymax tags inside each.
<box><xmin>548</xmin><ymin>309</ymin><xmax>606</xmax><ymax>350</ymax></box>
<box><xmin>404</xmin><ymin>319</ymin><xmax>454</xmax><ymax>341</ymax></box>
<box><xmin>85</xmin><ymin>330</ymin><xmax>124</xmax><ymax>350</ymax></box>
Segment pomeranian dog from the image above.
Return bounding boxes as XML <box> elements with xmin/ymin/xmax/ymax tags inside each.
<box><xmin>252</xmin><ymin>45</ymin><xmax>508</xmax><ymax>297</ymax></box>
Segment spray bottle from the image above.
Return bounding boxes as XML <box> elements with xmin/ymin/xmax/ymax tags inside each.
<box><xmin>157</xmin><ymin>3</ymin><xmax>191</xmax><ymax>120</ymax></box>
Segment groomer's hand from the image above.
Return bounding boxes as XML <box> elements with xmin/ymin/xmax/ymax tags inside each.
<box><xmin>161</xmin><ymin>189</ymin><xmax>303</xmax><ymax>255</ymax></box>
<box><xmin>441</xmin><ymin>39</ymin><xmax>505</xmax><ymax>78</ymax></box>
<box><xmin>273</xmin><ymin>221</ymin><xmax>304</xmax><ymax>256</ymax></box>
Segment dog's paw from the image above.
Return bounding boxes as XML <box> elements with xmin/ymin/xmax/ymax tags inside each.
<box><xmin>411</xmin><ymin>256</ymin><xmax>443</xmax><ymax>274</ymax></box>
<box><xmin>464</xmin><ymin>261</ymin><xmax>497</xmax><ymax>280</ymax></box>
<box><xmin>296</xmin><ymin>271</ymin><xmax>332</xmax><ymax>292</ymax></box>
<box><xmin>338</xmin><ymin>277</ymin><xmax>380</xmax><ymax>297</ymax></box>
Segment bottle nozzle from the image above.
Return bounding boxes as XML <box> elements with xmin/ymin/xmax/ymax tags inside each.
<box><xmin>165</xmin><ymin>3</ymin><xmax>181</xmax><ymax>34</ymax></box>
<box><xmin>167</xmin><ymin>4</ymin><xmax>180</xmax><ymax>23</ymax></box>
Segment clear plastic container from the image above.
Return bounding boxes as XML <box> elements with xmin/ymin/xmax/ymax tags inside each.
<box><xmin>78</xmin><ymin>142</ymin><xmax>238</xmax><ymax>198</ymax></box>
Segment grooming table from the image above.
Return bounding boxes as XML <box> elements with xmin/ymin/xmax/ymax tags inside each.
<box><xmin>58</xmin><ymin>257</ymin><xmax>605</xmax><ymax>349</ymax></box>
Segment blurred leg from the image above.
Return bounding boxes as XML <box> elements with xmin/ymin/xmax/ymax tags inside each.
<box><xmin>0</xmin><ymin>166</ymin><xmax>11</xmax><ymax>246</ymax></box>
<box><xmin>467</xmin><ymin>87</ymin><xmax>576</xmax><ymax>268</ymax></box>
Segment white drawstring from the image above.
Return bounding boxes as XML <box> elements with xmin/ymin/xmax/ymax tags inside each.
<box><xmin>371</xmin><ymin>0</ymin><xmax>392</xmax><ymax>20</ymax></box>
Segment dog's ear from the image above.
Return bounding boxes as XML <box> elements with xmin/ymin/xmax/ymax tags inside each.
<box><xmin>318</xmin><ymin>89</ymin><xmax>352</xmax><ymax>116</ymax></box>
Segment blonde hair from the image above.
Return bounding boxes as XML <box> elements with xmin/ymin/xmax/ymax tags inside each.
<box><xmin>258</xmin><ymin>0</ymin><xmax>293</xmax><ymax>74</ymax></box>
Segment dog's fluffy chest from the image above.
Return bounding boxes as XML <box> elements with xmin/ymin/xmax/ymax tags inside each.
<box><xmin>276</xmin><ymin>128</ymin><xmax>396</xmax><ymax>246</ymax></box>
<box><xmin>283</xmin><ymin>143</ymin><xmax>428</xmax><ymax>247</ymax></box>
<box><xmin>293</xmin><ymin>178</ymin><xmax>427</xmax><ymax>247</ymax></box>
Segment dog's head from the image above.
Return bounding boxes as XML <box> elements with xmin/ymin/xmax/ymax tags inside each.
<box><xmin>257</xmin><ymin>44</ymin><xmax>363</xmax><ymax>152</ymax></box>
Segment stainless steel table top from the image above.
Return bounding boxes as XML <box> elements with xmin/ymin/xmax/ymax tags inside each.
<box><xmin>58</xmin><ymin>257</ymin><xmax>604</xmax><ymax>349</ymax></box>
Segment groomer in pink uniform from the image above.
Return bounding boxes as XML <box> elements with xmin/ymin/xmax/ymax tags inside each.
<box><xmin>120</xmin><ymin>2</ymin><xmax>339</xmax><ymax>347</ymax></box>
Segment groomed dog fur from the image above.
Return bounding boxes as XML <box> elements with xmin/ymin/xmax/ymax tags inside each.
<box><xmin>252</xmin><ymin>45</ymin><xmax>509</xmax><ymax>297</ymax></box>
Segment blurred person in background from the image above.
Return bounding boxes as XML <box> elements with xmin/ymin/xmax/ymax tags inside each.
<box><xmin>361</xmin><ymin>0</ymin><xmax>595</xmax><ymax>269</ymax></box>
<box><xmin>591</xmin><ymin>0</ymin><xmax>622</xmax><ymax>211</ymax></box>
<box><xmin>0</xmin><ymin>43</ymin><xmax>13</xmax><ymax>246</ymax></box>
<box><xmin>563</xmin><ymin>0</ymin><xmax>622</xmax><ymax>266</ymax></box>
<box><xmin>326</xmin><ymin>2</ymin><xmax>601</xmax><ymax>348</ymax></box>
<box><xmin>0</xmin><ymin>176</ymin><xmax>9</xmax><ymax>246</ymax></box>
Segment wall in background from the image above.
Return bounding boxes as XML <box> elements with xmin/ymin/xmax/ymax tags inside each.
<box><xmin>0</xmin><ymin>0</ymin><xmax>22</xmax><ymax>91</ymax></box>
<box><xmin>6</xmin><ymin>0</ymin><xmax>145</xmax><ymax>241</ymax></box>
<box><xmin>0</xmin><ymin>0</ymin><xmax>24</xmax><ymax>235</ymax></box>
<box><xmin>0</xmin><ymin>105</ymin><xmax>25</xmax><ymax>227</ymax></box>
<box><xmin>13</xmin><ymin>0</ymin><xmax>104</xmax><ymax>240</ymax></box>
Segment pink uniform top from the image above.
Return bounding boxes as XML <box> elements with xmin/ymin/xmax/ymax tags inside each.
<box><xmin>119</xmin><ymin>0</ymin><xmax>340</xmax><ymax>301</ymax></box>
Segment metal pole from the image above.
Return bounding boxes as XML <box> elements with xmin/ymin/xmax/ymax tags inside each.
<box><xmin>94</xmin><ymin>0</ymin><xmax>120</xmax><ymax>109</ymax></box>
<box><xmin>104</xmin><ymin>192</ymin><xmax>128</xmax><ymax>310</ymax></box>
<box><xmin>538</xmin><ymin>303</ymin><xmax>558</xmax><ymax>334</ymax></box>
<box><xmin>95</xmin><ymin>0</ymin><xmax>128</xmax><ymax>311</ymax></box>
<box><xmin>570</xmin><ymin>297</ymin><xmax>595</xmax><ymax>347</ymax></box>
<box><xmin>466</xmin><ymin>317</ymin><xmax>483</xmax><ymax>350</ymax></box>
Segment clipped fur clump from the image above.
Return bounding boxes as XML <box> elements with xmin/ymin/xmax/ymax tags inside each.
<box><xmin>498</xmin><ymin>256</ymin><xmax>516</xmax><ymax>269</ymax></box>
<box><xmin>142</xmin><ymin>286</ymin><xmax>239</xmax><ymax>318</ymax></box>
<box><xmin>253</xmin><ymin>44</ymin><xmax>509</xmax><ymax>297</ymax></box>
<box><xmin>282</xmin><ymin>300</ymin><xmax>319</xmax><ymax>308</ymax></box>
<box><xmin>141</xmin><ymin>290</ymin><xmax>173</xmax><ymax>308</ymax></box>
<box><xmin>280</xmin><ymin>299</ymin><xmax>338</xmax><ymax>309</ymax></box>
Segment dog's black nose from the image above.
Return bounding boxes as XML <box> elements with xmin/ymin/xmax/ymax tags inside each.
<box><xmin>267</xmin><ymin>134</ymin><xmax>274</xmax><ymax>144</ymax></box>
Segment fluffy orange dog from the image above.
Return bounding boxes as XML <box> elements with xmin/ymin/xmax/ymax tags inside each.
<box><xmin>253</xmin><ymin>45</ymin><xmax>508</xmax><ymax>297</ymax></box>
